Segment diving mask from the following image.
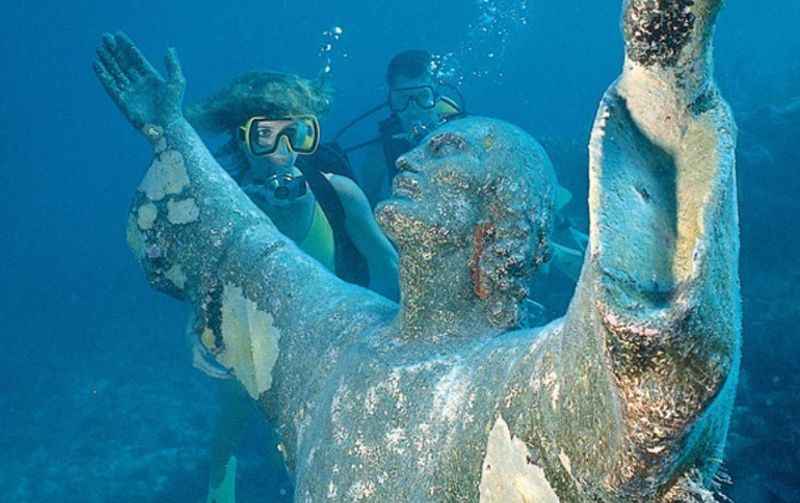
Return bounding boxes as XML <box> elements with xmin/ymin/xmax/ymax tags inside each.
<box><xmin>239</xmin><ymin>115</ymin><xmax>320</xmax><ymax>157</ymax></box>
<box><xmin>389</xmin><ymin>85</ymin><xmax>437</xmax><ymax>113</ymax></box>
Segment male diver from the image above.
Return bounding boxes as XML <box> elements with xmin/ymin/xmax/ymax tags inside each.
<box><xmin>182</xmin><ymin>72</ymin><xmax>399</xmax><ymax>502</ymax></box>
<box><xmin>338</xmin><ymin>50</ymin><xmax>586</xmax><ymax>288</ymax></box>
<box><xmin>336</xmin><ymin>50</ymin><xmax>467</xmax><ymax>208</ymax></box>
<box><xmin>94</xmin><ymin>0</ymin><xmax>741</xmax><ymax>499</ymax></box>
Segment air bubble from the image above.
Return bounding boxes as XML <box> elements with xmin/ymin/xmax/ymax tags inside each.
<box><xmin>318</xmin><ymin>25</ymin><xmax>347</xmax><ymax>76</ymax></box>
<box><xmin>431</xmin><ymin>0</ymin><xmax>531</xmax><ymax>86</ymax></box>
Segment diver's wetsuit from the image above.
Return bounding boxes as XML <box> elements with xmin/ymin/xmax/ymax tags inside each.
<box><xmin>296</xmin><ymin>146</ymin><xmax>369</xmax><ymax>287</ymax></box>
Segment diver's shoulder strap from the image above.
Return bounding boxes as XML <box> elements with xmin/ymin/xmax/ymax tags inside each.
<box><xmin>378</xmin><ymin>115</ymin><xmax>402</xmax><ymax>136</ymax></box>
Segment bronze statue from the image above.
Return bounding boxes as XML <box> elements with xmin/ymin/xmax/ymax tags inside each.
<box><xmin>94</xmin><ymin>0</ymin><xmax>740</xmax><ymax>500</ymax></box>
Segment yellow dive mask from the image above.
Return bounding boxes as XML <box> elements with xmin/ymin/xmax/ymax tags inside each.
<box><xmin>239</xmin><ymin>115</ymin><xmax>320</xmax><ymax>157</ymax></box>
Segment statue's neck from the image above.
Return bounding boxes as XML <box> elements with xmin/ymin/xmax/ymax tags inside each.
<box><xmin>395</xmin><ymin>244</ymin><xmax>489</xmax><ymax>341</ymax></box>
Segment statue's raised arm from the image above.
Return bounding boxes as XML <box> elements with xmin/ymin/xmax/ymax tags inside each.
<box><xmin>503</xmin><ymin>0</ymin><xmax>741</xmax><ymax>500</ymax></box>
<box><xmin>93</xmin><ymin>33</ymin><xmax>392</xmax><ymax>422</ymax></box>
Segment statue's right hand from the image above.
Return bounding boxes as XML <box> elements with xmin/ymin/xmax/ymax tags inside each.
<box><xmin>93</xmin><ymin>32</ymin><xmax>186</xmax><ymax>132</ymax></box>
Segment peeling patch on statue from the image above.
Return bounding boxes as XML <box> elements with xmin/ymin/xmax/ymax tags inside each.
<box><xmin>138</xmin><ymin>149</ymin><xmax>190</xmax><ymax>201</ymax></box>
<box><xmin>216</xmin><ymin>284</ymin><xmax>281</xmax><ymax>400</ymax></box>
<box><xmin>126</xmin><ymin>213</ymin><xmax>146</xmax><ymax>261</ymax></box>
<box><xmin>166</xmin><ymin>197</ymin><xmax>200</xmax><ymax>224</ymax></box>
<box><xmin>142</xmin><ymin>123</ymin><xmax>168</xmax><ymax>153</ymax></box>
<box><xmin>165</xmin><ymin>265</ymin><xmax>187</xmax><ymax>290</ymax></box>
<box><xmin>136</xmin><ymin>202</ymin><xmax>158</xmax><ymax>230</ymax></box>
<box><xmin>479</xmin><ymin>415</ymin><xmax>559</xmax><ymax>503</ymax></box>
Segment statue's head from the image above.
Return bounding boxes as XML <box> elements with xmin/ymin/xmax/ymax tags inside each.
<box><xmin>376</xmin><ymin>117</ymin><xmax>556</xmax><ymax>327</ymax></box>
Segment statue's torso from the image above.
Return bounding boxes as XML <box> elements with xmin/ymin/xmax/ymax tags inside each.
<box><xmin>290</xmin><ymin>326</ymin><xmax>555</xmax><ymax>502</ymax></box>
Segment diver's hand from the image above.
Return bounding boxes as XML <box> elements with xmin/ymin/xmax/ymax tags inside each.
<box><xmin>93</xmin><ymin>32</ymin><xmax>186</xmax><ymax>132</ymax></box>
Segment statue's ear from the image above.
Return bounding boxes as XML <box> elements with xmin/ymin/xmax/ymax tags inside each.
<box><xmin>469</xmin><ymin>222</ymin><xmax>496</xmax><ymax>300</ymax></box>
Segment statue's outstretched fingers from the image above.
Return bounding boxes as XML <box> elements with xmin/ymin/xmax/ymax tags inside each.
<box><xmin>100</xmin><ymin>33</ymin><xmax>118</xmax><ymax>57</ymax></box>
<box><xmin>100</xmin><ymin>32</ymin><xmax>115</xmax><ymax>55</ymax></box>
<box><xmin>100</xmin><ymin>33</ymin><xmax>136</xmax><ymax>83</ymax></box>
<box><xmin>114</xmin><ymin>31</ymin><xmax>158</xmax><ymax>80</ymax></box>
<box><xmin>93</xmin><ymin>59</ymin><xmax>123</xmax><ymax>111</ymax></box>
<box><xmin>164</xmin><ymin>47</ymin><xmax>185</xmax><ymax>87</ymax></box>
<box><xmin>96</xmin><ymin>44</ymin><xmax>129</xmax><ymax>89</ymax></box>
<box><xmin>93</xmin><ymin>59</ymin><xmax>116</xmax><ymax>93</ymax></box>
<box><xmin>112</xmin><ymin>32</ymin><xmax>145</xmax><ymax>81</ymax></box>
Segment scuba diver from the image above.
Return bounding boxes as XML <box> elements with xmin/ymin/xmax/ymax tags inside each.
<box><xmin>333</xmin><ymin>50</ymin><xmax>466</xmax><ymax>209</ymax></box>
<box><xmin>335</xmin><ymin>50</ymin><xmax>587</xmax><ymax>310</ymax></box>
<box><xmin>186</xmin><ymin>72</ymin><xmax>398</xmax><ymax>300</ymax></box>
<box><xmin>182</xmin><ymin>71</ymin><xmax>399</xmax><ymax>503</ymax></box>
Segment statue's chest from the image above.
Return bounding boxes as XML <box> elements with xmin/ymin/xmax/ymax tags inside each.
<box><xmin>294</xmin><ymin>354</ymin><xmax>489</xmax><ymax>501</ymax></box>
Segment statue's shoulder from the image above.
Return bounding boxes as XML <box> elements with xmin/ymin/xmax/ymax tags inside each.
<box><xmin>500</xmin><ymin>316</ymin><xmax>565</xmax><ymax>353</ymax></box>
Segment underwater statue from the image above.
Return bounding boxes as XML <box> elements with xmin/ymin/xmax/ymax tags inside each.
<box><xmin>93</xmin><ymin>0</ymin><xmax>740</xmax><ymax>500</ymax></box>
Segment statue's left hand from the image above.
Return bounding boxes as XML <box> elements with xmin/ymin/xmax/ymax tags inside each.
<box><xmin>93</xmin><ymin>32</ymin><xmax>186</xmax><ymax>132</ymax></box>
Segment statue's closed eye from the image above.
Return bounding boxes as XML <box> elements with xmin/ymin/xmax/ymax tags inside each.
<box><xmin>428</xmin><ymin>132</ymin><xmax>467</xmax><ymax>156</ymax></box>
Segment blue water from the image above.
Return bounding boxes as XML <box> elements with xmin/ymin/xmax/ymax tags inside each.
<box><xmin>1</xmin><ymin>1</ymin><xmax>798</xmax><ymax>501</ymax></box>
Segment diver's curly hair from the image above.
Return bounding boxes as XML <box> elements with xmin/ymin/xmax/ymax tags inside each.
<box><xmin>185</xmin><ymin>71</ymin><xmax>332</xmax><ymax>178</ymax></box>
<box><xmin>468</xmin><ymin>122</ymin><xmax>555</xmax><ymax>329</ymax></box>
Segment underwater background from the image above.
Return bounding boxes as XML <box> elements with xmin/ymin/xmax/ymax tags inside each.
<box><xmin>1</xmin><ymin>0</ymin><xmax>797</xmax><ymax>501</ymax></box>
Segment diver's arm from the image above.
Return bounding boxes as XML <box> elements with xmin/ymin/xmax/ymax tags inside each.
<box><xmin>510</xmin><ymin>1</ymin><xmax>740</xmax><ymax>498</ymax></box>
<box><xmin>327</xmin><ymin>174</ymin><xmax>400</xmax><ymax>301</ymax></box>
<box><xmin>356</xmin><ymin>143</ymin><xmax>391</xmax><ymax>208</ymax></box>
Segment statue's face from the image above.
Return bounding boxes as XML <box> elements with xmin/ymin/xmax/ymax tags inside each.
<box><xmin>376</xmin><ymin>120</ymin><xmax>490</xmax><ymax>250</ymax></box>
<box><xmin>377</xmin><ymin>116</ymin><xmax>557</xmax><ymax>327</ymax></box>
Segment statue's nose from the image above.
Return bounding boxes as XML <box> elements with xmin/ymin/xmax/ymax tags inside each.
<box><xmin>396</xmin><ymin>157</ymin><xmax>420</xmax><ymax>174</ymax></box>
